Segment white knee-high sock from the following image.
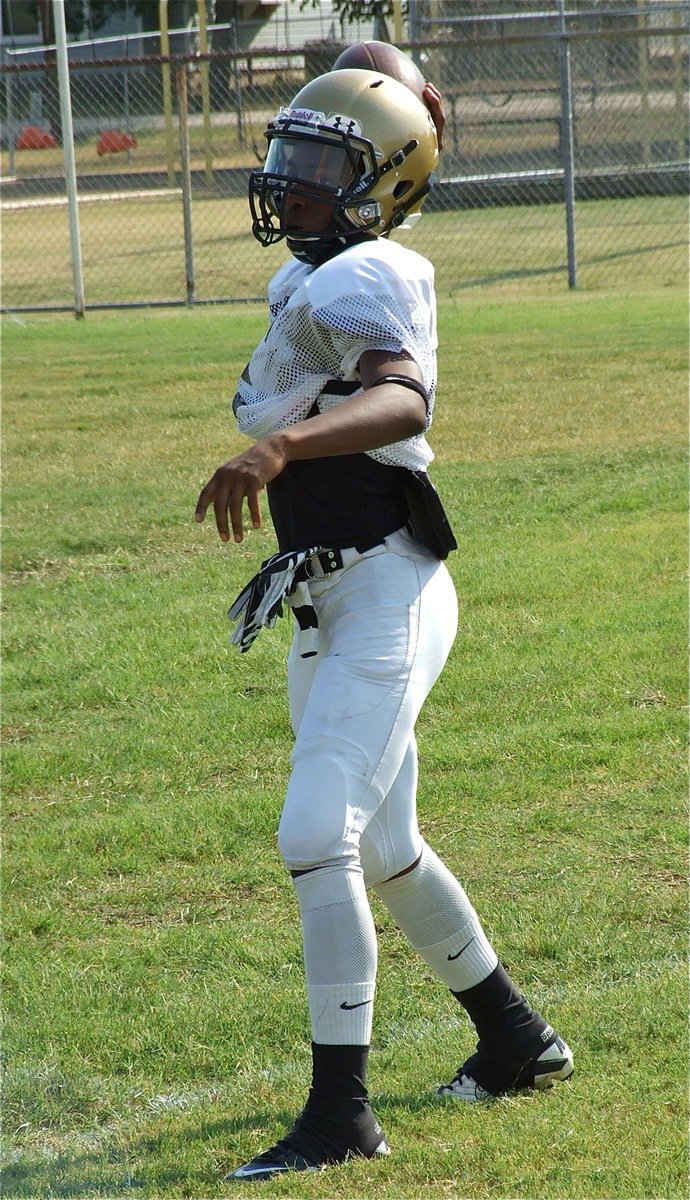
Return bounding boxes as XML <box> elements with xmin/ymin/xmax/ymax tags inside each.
<box><xmin>373</xmin><ymin>842</ymin><xmax>498</xmax><ymax>992</ymax></box>
<box><xmin>293</xmin><ymin>861</ymin><xmax>377</xmax><ymax>1045</ymax></box>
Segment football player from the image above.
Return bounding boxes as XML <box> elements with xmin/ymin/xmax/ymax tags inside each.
<box><xmin>195</xmin><ymin>67</ymin><xmax>573</xmax><ymax>1182</ymax></box>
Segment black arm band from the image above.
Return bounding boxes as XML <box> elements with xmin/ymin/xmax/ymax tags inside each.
<box><xmin>369</xmin><ymin>374</ymin><xmax>429</xmax><ymax>409</ymax></box>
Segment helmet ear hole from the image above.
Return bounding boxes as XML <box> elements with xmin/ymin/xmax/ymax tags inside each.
<box><xmin>393</xmin><ymin>179</ymin><xmax>413</xmax><ymax>200</ymax></box>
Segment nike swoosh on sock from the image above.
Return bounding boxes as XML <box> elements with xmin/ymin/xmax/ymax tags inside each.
<box><xmin>447</xmin><ymin>936</ymin><xmax>476</xmax><ymax>961</ymax></box>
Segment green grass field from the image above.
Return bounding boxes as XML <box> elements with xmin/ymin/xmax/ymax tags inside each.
<box><xmin>2</xmin><ymin>285</ymin><xmax>688</xmax><ymax>1198</ymax></box>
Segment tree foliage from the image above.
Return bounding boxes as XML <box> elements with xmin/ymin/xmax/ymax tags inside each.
<box><xmin>300</xmin><ymin>0</ymin><xmax>408</xmax><ymax>21</ymax></box>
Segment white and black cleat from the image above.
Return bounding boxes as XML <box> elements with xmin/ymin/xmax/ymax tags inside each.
<box><xmin>437</xmin><ymin>1031</ymin><xmax>574</xmax><ymax>1102</ymax></box>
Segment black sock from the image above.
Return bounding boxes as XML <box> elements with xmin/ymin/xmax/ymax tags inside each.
<box><xmin>308</xmin><ymin>1041</ymin><xmax>369</xmax><ymax>1104</ymax></box>
<box><xmin>286</xmin><ymin>1043</ymin><xmax>384</xmax><ymax>1163</ymax></box>
<box><xmin>452</xmin><ymin>962</ymin><xmax>549</xmax><ymax>1052</ymax></box>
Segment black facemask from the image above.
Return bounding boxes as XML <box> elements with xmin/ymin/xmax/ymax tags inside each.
<box><xmin>248</xmin><ymin>169</ymin><xmax>380</xmax><ymax>265</ymax></box>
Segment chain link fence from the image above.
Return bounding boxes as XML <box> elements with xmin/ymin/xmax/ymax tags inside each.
<box><xmin>1</xmin><ymin>2</ymin><xmax>688</xmax><ymax>312</ymax></box>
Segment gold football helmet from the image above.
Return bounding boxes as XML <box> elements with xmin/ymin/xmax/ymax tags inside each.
<box><xmin>248</xmin><ymin>68</ymin><xmax>439</xmax><ymax>264</ymax></box>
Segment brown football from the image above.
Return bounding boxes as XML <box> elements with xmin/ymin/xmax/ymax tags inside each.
<box><xmin>331</xmin><ymin>41</ymin><xmax>426</xmax><ymax>103</ymax></box>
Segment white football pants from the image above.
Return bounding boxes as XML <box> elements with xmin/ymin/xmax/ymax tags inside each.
<box><xmin>279</xmin><ymin>526</ymin><xmax>457</xmax><ymax>877</ymax></box>
<box><xmin>277</xmin><ymin>528</ymin><xmax>499</xmax><ymax>1046</ymax></box>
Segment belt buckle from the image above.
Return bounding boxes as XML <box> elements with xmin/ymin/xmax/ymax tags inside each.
<box><xmin>317</xmin><ymin>548</ymin><xmax>343</xmax><ymax>574</ymax></box>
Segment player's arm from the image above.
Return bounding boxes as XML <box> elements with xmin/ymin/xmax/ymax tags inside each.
<box><xmin>277</xmin><ymin>350</ymin><xmax>427</xmax><ymax>460</ymax></box>
<box><xmin>194</xmin><ymin>350</ymin><xmax>427</xmax><ymax>544</ymax></box>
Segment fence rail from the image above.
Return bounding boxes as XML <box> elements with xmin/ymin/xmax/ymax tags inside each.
<box><xmin>1</xmin><ymin>2</ymin><xmax>688</xmax><ymax>312</ymax></box>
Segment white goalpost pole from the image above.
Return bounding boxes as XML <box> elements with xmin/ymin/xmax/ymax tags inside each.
<box><xmin>53</xmin><ymin>0</ymin><xmax>85</xmax><ymax>317</ymax></box>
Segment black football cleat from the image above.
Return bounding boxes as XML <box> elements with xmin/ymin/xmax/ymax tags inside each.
<box><xmin>228</xmin><ymin>1106</ymin><xmax>390</xmax><ymax>1180</ymax></box>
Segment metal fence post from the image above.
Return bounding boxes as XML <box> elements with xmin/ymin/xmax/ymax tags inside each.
<box><xmin>231</xmin><ymin>21</ymin><xmax>245</xmax><ymax>148</ymax></box>
<box><xmin>638</xmin><ymin>3</ymin><xmax>652</xmax><ymax>167</ymax></box>
<box><xmin>408</xmin><ymin>0</ymin><xmax>421</xmax><ymax>71</ymax></box>
<box><xmin>159</xmin><ymin>0</ymin><xmax>176</xmax><ymax>186</ymax></box>
<box><xmin>195</xmin><ymin>0</ymin><xmax>214</xmax><ymax>186</ymax></box>
<box><xmin>5</xmin><ymin>66</ymin><xmax>16</xmax><ymax>177</ymax></box>
<box><xmin>557</xmin><ymin>0</ymin><xmax>578</xmax><ymax>289</ymax></box>
<box><xmin>176</xmin><ymin>61</ymin><xmax>196</xmax><ymax>305</ymax></box>
<box><xmin>672</xmin><ymin>6</ymin><xmax>686</xmax><ymax>132</ymax></box>
<box><xmin>54</xmin><ymin>0</ymin><xmax>85</xmax><ymax>317</ymax></box>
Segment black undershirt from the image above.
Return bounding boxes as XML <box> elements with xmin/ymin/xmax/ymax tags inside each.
<box><xmin>267</xmin><ymin>453</ymin><xmax>409</xmax><ymax>552</ymax></box>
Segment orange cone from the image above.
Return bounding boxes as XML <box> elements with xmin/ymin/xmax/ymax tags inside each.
<box><xmin>96</xmin><ymin>130</ymin><xmax>137</xmax><ymax>155</ymax></box>
<box><xmin>17</xmin><ymin>125</ymin><xmax>58</xmax><ymax>150</ymax></box>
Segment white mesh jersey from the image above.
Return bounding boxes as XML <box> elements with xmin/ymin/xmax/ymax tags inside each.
<box><xmin>232</xmin><ymin>237</ymin><xmax>437</xmax><ymax>471</ymax></box>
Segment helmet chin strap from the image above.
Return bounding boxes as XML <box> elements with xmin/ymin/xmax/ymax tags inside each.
<box><xmin>286</xmin><ymin>229</ymin><xmax>378</xmax><ymax>266</ymax></box>
<box><xmin>286</xmin><ymin>232</ymin><xmax>348</xmax><ymax>266</ymax></box>
<box><xmin>284</xmin><ymin>197</ymin><xmax>380</xmax><ymax>264</ymax></box>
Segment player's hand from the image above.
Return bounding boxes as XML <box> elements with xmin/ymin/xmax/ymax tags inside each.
<box><xmin>194</xmin><ymin>435</ymin><xmax>286</xmax><ymax>543</ymax></box>
<box><xmin>423</xmin><ymin>81</ymin><xmax>445</xmax><ymax>151</ymax></box>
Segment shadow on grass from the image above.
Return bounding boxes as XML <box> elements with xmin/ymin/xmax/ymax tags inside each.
<box><xmin>3</xmin><ymin>1094</ymin><xmax>445</xmax><ymax>1196</ymax></box>
<box><xmin>3</xmin><ymin>1108</ymin><xmax>287</xmax><ymax>1197</ymax></box>
<box><xmin>451</xmin><ymin>235</ymin><xmax>687</xmax><ymax>292</ymax></box>
<box><xmin>451</xmin><ymin>263</ymin><xmax>567</xmax><ymax>290</ymax></box>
